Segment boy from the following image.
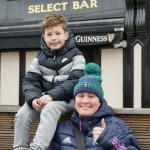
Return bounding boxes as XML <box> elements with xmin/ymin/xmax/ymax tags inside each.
<box><xmin>13</xmin><ymin>14</ymin><xmax>85</xmax><ymax>150</ymax></box>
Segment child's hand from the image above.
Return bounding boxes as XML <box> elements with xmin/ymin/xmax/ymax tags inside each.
<box><xmin>92</xmin><ymin>118</ymin><xmax>106</xmax><ymax>142</ymax></box>
<box><xmin>32</xmin><ymin>98</ymin><xmax>43</xmax><ymax>111</ymax></box>
<box><xmin>39</xmin><ymin>94</ymin><xmax>53</xmax><ymax>105</ymax></box>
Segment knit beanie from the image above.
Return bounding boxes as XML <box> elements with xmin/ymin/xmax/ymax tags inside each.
<box><xmin>74</xmin><ymin>63</ymin><xmax>104</xmax><ymax>101</ymax></box>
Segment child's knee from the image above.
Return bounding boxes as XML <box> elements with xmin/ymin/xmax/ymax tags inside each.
<box><xmin>43</xmin><ymin>102</ymin><xmax>57</xmax><ymax>111</ymax></box>
<box><xmin>42</xmin><ymin>102</ymin><xmax>62</xmax><ymax>115</ymax></box>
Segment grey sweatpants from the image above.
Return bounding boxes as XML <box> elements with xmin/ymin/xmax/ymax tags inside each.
<box><xmin>13</xmin><ymin>99</ymin><xmax>74</xmax><ymax>150</ymax></box>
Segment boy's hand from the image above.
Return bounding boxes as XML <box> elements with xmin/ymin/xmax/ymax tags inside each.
<box><xmin>39</xmin><ymin>94</ymin><xmax>53</xmax><ymax>105</ymax></box>
<box><xmin>92</xmin><ymin>118</ymin><xmax>106</xmax><ymax>142</ymax></box>
<box><xmin>32</xmin><ymin>98</ymin><xmax>43</xmax><ymax>111</ymax></box>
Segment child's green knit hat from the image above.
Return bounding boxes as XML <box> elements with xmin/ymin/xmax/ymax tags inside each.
<box><xmin>74</xmin><ymin>63</ymin><xmax>104</xmax><ymax>100</ymax></box>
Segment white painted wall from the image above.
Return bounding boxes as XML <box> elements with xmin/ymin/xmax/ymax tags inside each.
<box><xmin>0</xmin><ymin>52</ymin><xmax>19</xmax><ymax>105</ymax></box>
<box><xmin>101</xmin><ymin>48</ymin><xmax>123</xmax><ymax>108</ymax></box>
<box><xmin>134</xmin><ymin>43</ymin><xmax>142</xmax><ymax>108</ymax></box>
<box><xmin>26</xmin><ymin>51</ymin><xmax>39</xmax><ymax>72</ymax></box>
<box><xmin>0</xmin><ymin>51</ymin><xmax>39</xmax><ymax>105</ymax></box>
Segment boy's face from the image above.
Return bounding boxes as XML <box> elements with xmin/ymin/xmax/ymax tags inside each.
<box><xmin>42</xmin><ymin>25</ymin><xmax>69</xmax><ymax>50</ymax></box>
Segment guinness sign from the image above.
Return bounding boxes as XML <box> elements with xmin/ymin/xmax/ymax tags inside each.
<box><xmin>75</xmin><ymin>33</ymin><xmax>121</xmax><ymax>46</ymax></box>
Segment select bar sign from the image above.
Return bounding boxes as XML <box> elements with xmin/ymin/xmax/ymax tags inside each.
<box><xmin>75</xmin><ymin>32</ymin><xmax>121</xmax><ymax>45</ymax></box>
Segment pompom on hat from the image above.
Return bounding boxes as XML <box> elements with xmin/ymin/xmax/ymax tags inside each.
<box><xmin>74</xmin><ymin>63</ymin><xmax>104</xmax><ymax>100</ymax></box>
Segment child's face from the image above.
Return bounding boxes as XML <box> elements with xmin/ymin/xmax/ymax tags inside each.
<box><xmin>42</xmin><ymin>25</ymin><xmax>69</xmax><ymax>50</ymax></box>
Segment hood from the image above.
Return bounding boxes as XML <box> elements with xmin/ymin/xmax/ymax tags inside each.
<box><xmin>71</xmin><ymin>97</ymin><xmax>114</xmax><ymax>133</ymax></box>
<box><xmin>40</xmin><ymin>29</ymin><xmax>77</xmax><ymax>57</ymax></box>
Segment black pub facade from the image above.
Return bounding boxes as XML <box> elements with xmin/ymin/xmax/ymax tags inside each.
<box><xmin>0</xmin><ymin>0</ymin><xmax>149</xmax><ymax>108</ymax></box>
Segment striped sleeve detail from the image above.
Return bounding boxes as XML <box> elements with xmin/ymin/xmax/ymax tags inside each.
<box><xmin>112</xmin><ymin>137</ymin><xmax>127</xmax><ymax>150</ymax></box>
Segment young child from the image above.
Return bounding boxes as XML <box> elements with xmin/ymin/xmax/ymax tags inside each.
<box><xmin>13</xmin><ymin>14</ymin><xmax>85</xmax><ymax>150</ymax></box>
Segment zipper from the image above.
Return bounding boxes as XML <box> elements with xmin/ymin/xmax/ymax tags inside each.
<box><xmin>53</xmin><ymin>51</ymin><xmax>59</xmax><ymax>75</ymax></box>
<box><xmin>79</xmin><ymin>115</ymin><xmax>82</xmax><ymax>131</ymax></box>
<box><xmin>51</xmin><ymin>76</ymin><xmax>56</xmax><ymax>88</ymax></box>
